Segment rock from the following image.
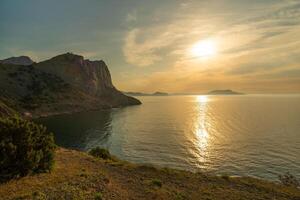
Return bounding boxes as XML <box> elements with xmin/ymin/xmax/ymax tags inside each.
<box><xmin>35</xmin><ymin>52</ymin><xmax>141</xmax><ymax>106</ymax></box>
<box><xmin>36</xmin><ymin>53</ymin><xmax>114</xmax><ymax>96</ymax></box>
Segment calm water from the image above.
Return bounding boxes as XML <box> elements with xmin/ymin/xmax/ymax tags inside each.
<box><xmin>36</xmin><ymin>95</ymin><xmax>300</xmax><ymax>180</ymax></box>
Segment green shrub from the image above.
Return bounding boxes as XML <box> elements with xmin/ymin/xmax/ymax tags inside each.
<box><xmin>151</xmin><ymin>179</ymin><xmax>162</xmax><ymax>187</ymax></box>
<box><xmin>94</xmin><ymin>192</ymin><xmax>102</xmax><ymax>200</ymax></box>
<box><xmin>279</xmin><ymin>172</ymin><xmax>299</xmax><ymax>187</ymax></box>
<box><xmin>0</xmin><ymin>116</ymin><xmax>56</xmax><ymax>182</ymax></box>
<box><xmin>221</xmin><ymin>174</ymin><xmax>230</xmax><ymax>181</ymax></box>
<box><xmin>32</xmin><ymin>191</ymin><xmax>47</xmax><ymax>200</ymax></box>
<box><xmin>89</xmin><ymin>147</ymin><xmax>111</xmax><ymax>160</ymax></box>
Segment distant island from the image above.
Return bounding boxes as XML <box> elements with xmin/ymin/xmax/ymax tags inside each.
<box><xmin>124</xmin><ymin>91</ymin><xmax>169</xmax><ymax>96</ymax></box>
<box><xmin>125</xmin><ymin>90</ymin><xmax>244</xmax><ymax>96</ymax></box>
<box><xmin>207</xmin><ymin>89</ymin><xmax>244</xmax><ymax>95</ymax></box>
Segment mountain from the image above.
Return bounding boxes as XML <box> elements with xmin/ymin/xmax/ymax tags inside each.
<box><xmin>0</xmin><ymin>56</ymin><xmax>34</xmax><ymax>66</ymax></box>
<box><xmin>124</xmin><ymin>92</ymin><xmax>149</xmax><ymax>96</ymax></box>
<box><xmin>0</xmin><ymin>53</ymin><xmax>141</xmax><ymax>118</ymax></box>
<box><xmin>207</xmin><ymin>89</ymin><xmax>244</xmax><ymax>95</ymax></box>
<box><xmin>152</xmin><ymin>91</ymin><xmax>168</xmax><ymax>96</ymax></box>
<box><xmin>124</xmin><ymin>91</ymin><xmax>169</xmax><ymax>96</ymax></box>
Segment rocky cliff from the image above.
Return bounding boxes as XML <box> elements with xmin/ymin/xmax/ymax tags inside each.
<box><xmin>0</xmin><ymin>53</ymin><xmax>140</xmax><ymax>118</ymax></box>
<box><xmin>35</xmin><ymin>53</ymin><xmax>113</xmax><ymax>95</ymax></box>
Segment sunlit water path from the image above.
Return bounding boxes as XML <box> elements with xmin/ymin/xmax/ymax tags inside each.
<box><xmin>36</xmin><ymin>95</ymin><xmax>300</xmax><ymax>180</ymax></box>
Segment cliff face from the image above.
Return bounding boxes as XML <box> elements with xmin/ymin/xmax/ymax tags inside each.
<box><xmin>83</xmin><ymin>59</ymin><xmax>114</xmax><ymax>96</ymax></box>
<box><xmin>35</xmin><ymin>53</ymin><xmax>114</xmax><ymax>96</ymax></box>
<box><xmin>35</xmin><ymin>53</ymin><xmax>140</xmax><ymax>106</ymax></box>
<box><xmin>0</xmin><ymin>53</ymin><xmax>140</xmax><ymax>117</ymax></box>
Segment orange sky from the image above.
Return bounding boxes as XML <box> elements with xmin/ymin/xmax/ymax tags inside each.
<box><xmin>1</xmin><ymin>0</ymin><xmax>300</xmax><ymax>93</ymax></box>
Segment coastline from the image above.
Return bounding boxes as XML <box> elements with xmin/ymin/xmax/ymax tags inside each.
<box><xmin>26</xmin><ymin>106</ymin><xmax>108</xmax><ymax>120</ymax></box>
<box><xmin>23</xmin><ymin>101</ymin><xmax>140</xmax><ymax>120</ymax></box>
<box><xmin>0</xmin><ymin>148</ymin><xmax>299</xmax><ymax>200</ymax></box>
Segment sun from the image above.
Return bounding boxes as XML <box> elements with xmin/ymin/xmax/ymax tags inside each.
<box><xmin>190</xmin><ymin>39</ymin><xmax>217</xmax><ymax>58</ymax></box>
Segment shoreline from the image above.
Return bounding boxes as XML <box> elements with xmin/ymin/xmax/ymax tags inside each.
<box><xmin>24</xmin><ymin>103</ymin><xmax>140</xmax><ymax>120</ymax></box>
<box><xmin>0</xmin><ymin>148</ymin><xmax>299</xmax><ymax>200</ymax></box>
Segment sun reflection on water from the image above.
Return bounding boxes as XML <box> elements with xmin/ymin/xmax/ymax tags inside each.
<box><xmin>197</xmin><ymin>95</ymin><xmax>208</xmax><ymax>103</ymax></box>
<box><xmin>193</xmin><ymin>95</ymin><xmax>210</xmax><ymax>164</ymax></box>
<box><xmin>195</xmin><ymin>128</ymin><xmax>208</xmax><ymax>150</ymax></box>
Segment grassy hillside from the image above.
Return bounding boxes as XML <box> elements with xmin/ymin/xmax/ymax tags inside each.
<box><xmin>0</xmin><ymin>148</ymin><xmax>299</xmax><ymax>200</ymax></box>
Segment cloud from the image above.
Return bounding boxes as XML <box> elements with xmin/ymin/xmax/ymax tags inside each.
<box><xmin>123</xmin><ymin>29</ymin><xmax>162</xmax><ymax>67</ymax></box>
<box><xmin>126</xmin><ymin>10</ymin><xmax>137</xmax><ymax>23</ymax></box>
<box><xmin>119</xmin><ymin>0</ymin><xmax>300</xmax><ymax>93</ymax></box>
<box><xmin>123</xmin><ymin>28</ymin><xmax>181</xmax><ymax>67</ymax></box>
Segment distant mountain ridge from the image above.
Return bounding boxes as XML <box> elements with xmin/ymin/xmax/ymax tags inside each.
<box><xmin>0</xmin><ymin>56</ymin><xmax>34</xmax><ymax>66</ymax></box>
<box><xmin>207</xmin><ymin>89</ymin><xmax>243</xmax><ymax>95</ymax></box>
<box><xmin>125</xmin><ymin>90</ymin><xmax>245</xmax><ymax>96</ymax></box>
<box><xmin>124</xmin><ymin>91</ymin><xmax>169</xmax><ymax>96</ymax></box>
<box><xmin>0</xmin><ymin>53</ymin><xmax>141</xmax><ymax>118</ymax></box>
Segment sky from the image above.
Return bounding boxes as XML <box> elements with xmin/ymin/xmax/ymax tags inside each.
<box><xmin>1</xmin><ymin>0</ymin><xmax>300</xmax><ymax>93</ymax></box>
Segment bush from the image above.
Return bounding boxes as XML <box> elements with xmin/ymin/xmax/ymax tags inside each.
<box><xmin>279</xmin><ymin>172</ymin><xmax>299</xmax><ymax>187</ymax></box>
<box><xmin>94</xmin><ymin>192</ymin><xmax>103</xmax><ymax>200</ymax></box>
<box><xmin>221</xmin><ymin>174</ymin><xmax>230</xmax><ymax>181</ymax></box>
<box><xmin>151</xmin><ymin>179</ymin><xmax>162</xmax><ymax>187</ymax></box>
<box><xmin>0</xmin><ymin>116</ymin><xmax>56</xmax><ymax>182</ymax></box>
<box><xmin>89</xmin><ymin>147</ymin><xmax>111</xmax><ymax>160</ymax></box>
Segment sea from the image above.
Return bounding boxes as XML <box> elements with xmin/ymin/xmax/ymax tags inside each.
<box><xmin>36</xmin><ymin>95</ymin><xmax>300</xmax><ymax>180</ymax></box>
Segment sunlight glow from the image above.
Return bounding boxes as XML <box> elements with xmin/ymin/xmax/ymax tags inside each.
<box><xmin>190</xmin><ymin>39</ymin><xmax>217</xmax><ymax>58</ymax></box>
<box><xmin>196</xmin><ymin>95</ymin><xmax>208</xmax><ymax>103</ymax></box>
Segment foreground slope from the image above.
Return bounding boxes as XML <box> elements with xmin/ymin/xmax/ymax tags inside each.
<box><xmin>0</xmin><ymin>148</ymin><xmax>299</xmax><ymax>200</ymax></box>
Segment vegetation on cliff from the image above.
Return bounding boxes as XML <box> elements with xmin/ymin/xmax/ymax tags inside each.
<box><xmin>0</xmin><ymin>116</ymin><xmax>55</xmax><ymax>182</ymax></box>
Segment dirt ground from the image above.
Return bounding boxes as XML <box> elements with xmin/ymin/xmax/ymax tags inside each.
<box><xmin>0</xmin><ymin>148</ymin><xmax>299</xmax><ymax>200</ymax></box>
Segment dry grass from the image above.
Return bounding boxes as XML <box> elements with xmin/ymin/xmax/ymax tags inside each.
<box><xmin>0</xmin><ymin>148</ymin><xmax>299</xmax><ymax>200</ymax></box>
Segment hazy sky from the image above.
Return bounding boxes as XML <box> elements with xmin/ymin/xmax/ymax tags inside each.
<box><xmin>1</xmin><ymin>0</ymin><xmax>300</xmax><ymax>93</ymax></box>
